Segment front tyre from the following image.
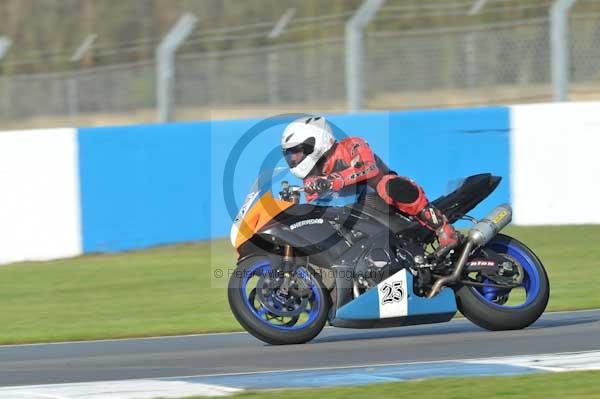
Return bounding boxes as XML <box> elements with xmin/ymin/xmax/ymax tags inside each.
<box><xmin>456</xmin><ymin>234</ymin><xmax>550</xmax><ymax>330</ymax></box>
<box><xmin>228</xmin><ymin>255</ymin><xmax>330</xmax><ymax>345</ymax></box>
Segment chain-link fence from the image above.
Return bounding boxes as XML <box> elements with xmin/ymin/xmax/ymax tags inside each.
<box><xmin>1</xmin><ymin>10</ymin><xmax>599</xmax><ymax>129</ymax></box>
<box><xmin>570</xmin><ymin>14</ymin><xmax>600</xmax><ymax>96</ymax></box>
<box><xmin>174</xmin><ymin>38</ymin><xmax>346</xmax><ymax>109</ymax></box>
<box><xmin>365</xmin><ymin>18</ymin><xmax>552</xmax><ymax>108</ymax></box>
<box><xmin>0</xmin><ymin>61</ymin><xmax>155</xmax><ymax>122</ymax></box>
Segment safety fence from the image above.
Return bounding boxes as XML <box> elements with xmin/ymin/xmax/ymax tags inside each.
<box><xmin>1</xmin><ymin>7</ymin><xmax>600</xmax><ymax>129</ymax></box>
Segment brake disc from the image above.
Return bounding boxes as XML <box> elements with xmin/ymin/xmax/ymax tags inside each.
<box><xmin>480</xmin><ymin>254</ymin><xmax>526</xmax><ymax>303</ymax></box>
<box><xmin>497</xmin><ymin>253</ymin><xmax>525</xmax><ymax>286</ymax></box>
<box><xmin>255</xmin><ymin>273</ymin><xmax>309</xmax><ymax>318</ymax></box>
<box><xmin>248</xmin><ymin>289</ymin><xmax>300</xmax><ymax>326</ymax></box>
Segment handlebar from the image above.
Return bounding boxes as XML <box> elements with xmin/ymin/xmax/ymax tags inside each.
<box><xmin>279</xmin><ymin>181</ymin><xmax>304</xmax><ymax>203</ymax></box>
<box><xmin>280</xmin><ymin>181</ymin><xmax>304</xmax><ymax>192</ymax></box>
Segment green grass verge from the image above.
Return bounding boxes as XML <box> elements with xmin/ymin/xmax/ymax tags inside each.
<box><xmin>192</xmin><ymin>371</ymin><xmax>600</xmax><ymax>399</ymax></box>
<box><xmin>0</xmin><ymin>225</ymin><xmax>598</xmax><ymax>345</ymax></box>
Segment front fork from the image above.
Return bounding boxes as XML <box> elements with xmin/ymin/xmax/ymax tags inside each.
<box><xmin>278</xmin><ymin>186</ymin><xmax>301</xmax><ymax>296</ymax></box>
<box><xmin>278</xmin><ymin>244</ymin><xmax>295</xmax><ymax>296</ymax></box>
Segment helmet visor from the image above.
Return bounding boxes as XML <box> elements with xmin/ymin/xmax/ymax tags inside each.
<box><xmin>283</xmin><ymin>138</ymin><xmax>315</xmax><ymax>168</ymax></box>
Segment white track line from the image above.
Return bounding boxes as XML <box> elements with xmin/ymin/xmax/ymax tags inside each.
<box><xmin>0</xmin><ymin>380</ymin><xmax>240</xmax><ymax>399</ymax></box>
<box><xmin>463</xmin><ymin>350</ymin><xmax>600</xmax><ymax>372</ymax></box>
<box><xmin>2</xmin><ymin>350</ymin><xmax>599</xmax><ymax>398</ymax></box>
<box><xmin>1</xmin><ymin>308</ymin><xmax>598</xmax><ymax>349</ymax></box>
<box><xmin>159</xmin><ymin>349</ymin><xmax>600</xmax><ymax>380</ymax></box>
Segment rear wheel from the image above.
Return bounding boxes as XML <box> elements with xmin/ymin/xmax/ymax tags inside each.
<box><xmin>228</xmin><ymin>255</ymin><xmax>330</xmax><ymax>345</ymax></box>
<box><xmin>456</xmin><ymin>234</ymin><xmax>549</xmax><ymax>330</ymax></box>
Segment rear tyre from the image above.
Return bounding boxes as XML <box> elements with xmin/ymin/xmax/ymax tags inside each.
<box><xmin>456</xmin><ymin>234</ymin><xmax>549</xmax><ymax>331</ymax></box>
<box><xmin>228</xmin><ymin>255</ymin><xmax>330</xmax><ymax>345</ymax></box>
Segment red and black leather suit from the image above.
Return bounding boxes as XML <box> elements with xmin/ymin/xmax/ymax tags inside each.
<box><xmin>304</xmin><ymin>137</ymin><xmax>459</xmax><ymax>252</ymax></box>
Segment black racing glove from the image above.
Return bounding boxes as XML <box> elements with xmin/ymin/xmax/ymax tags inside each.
<box><xmin>305</xmin><ymin>176</ymin><xmax>332</xmax><ymax>194</ymax></box>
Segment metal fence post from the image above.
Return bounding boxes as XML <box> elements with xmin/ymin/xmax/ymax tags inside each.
<box><xmin>551</xmin><ymin>0</ymin><xmax>578</xmax><ymax>102</ymax></box>
<box><xmin>68</xmin><ymin>34</ymin><xmax>97</xmax><ymax>117</ymax></box>
<box><xmin>268</xmin><ymin>8</ymin><xmax>296</xmax><ymax>105</ymax></box>
<box><xmin>345</xmin><ymin>0</ymin><xmax>386</xmax><ymax>113</ymax></box>
<box><xmin>0</xmin><ymin>36</ymin><xmax>11</xmax><ymax>61</ymax></box>
<box><xmin>156</xmin><ymin>13</ymin><xmax>198</xmax><ymax>122</ymax></box>
<box><xmin>465</xmin><ymin>0</ymin><xmax>488</xmax><ymax>88</ymax></box>
<box><xmin>0</xmin><ymin>37</ymin><xmax>11</xmax><ymax>117</ymax></box>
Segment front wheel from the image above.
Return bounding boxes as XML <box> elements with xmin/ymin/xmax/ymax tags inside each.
<box><xmin>228</xmin><ymin>255</ymin><xmax>330</xmax><ymax>345</ymax></box>
<box><xmin>456</xmin><ymin>234</ymin><xmax>550</xmax><ymax>330</ymax></box>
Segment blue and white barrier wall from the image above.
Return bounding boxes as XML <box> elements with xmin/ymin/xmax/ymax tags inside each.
<box><xmin>510</xmin><ymin>102</ymin><xmax>600</xmax><ymax>225</ymax></box>
<box><xmin>0</xmin><ymin>102</ymin><xmax>597</xmax><ymax>264</ymax></box>
<box><xmin>0</xmin><ymin>129</ymin><xmax>82</xmax><ymax>264</ymax></box>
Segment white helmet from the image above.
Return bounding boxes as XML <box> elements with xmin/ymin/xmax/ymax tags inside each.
<box><xmin>281</xmin><ymin>116</ymin><xmax>336</xmax><ymax>178</ymax></box>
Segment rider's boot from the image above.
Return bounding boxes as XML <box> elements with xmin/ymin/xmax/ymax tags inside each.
<box><xmin>416</xmin><ymin>204</ymin><xmax>461</xmax><ymax>259</ymax></box>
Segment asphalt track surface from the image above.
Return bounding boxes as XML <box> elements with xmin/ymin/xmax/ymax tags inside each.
<box><xmin>1</xmin><ymin>309</ymin><xmax>599</xmax><ymax>388</ymax></box>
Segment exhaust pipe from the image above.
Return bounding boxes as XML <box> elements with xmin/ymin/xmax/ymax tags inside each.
<box><xmin>468</xmin><ymin>204</ymin><xmax>513</xmax><ymax>247</ymax></box>
<box><xmin>427</xmin><ymin>204</ymin><xmax>512</xmax><ymax>298</ymax></box>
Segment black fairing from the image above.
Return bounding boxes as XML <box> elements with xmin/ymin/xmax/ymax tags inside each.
<box><xmin>254</xmin><ymin>204</ymin><xmax>354</xmax><ymax>266</ymax></box>
<box><xmin>240</xmin><ymin>173</ymin><xmax>500</xmax><ymax>266</ymax></box>
<box><xmin>431</xmin><ymin>174</ymin><xmax>501</xmax><ymax>223</ymax></box>
<box><xmin>348</xmin><ymin>193</ymin><xmax>419</xmax><ymax>234</ymax></box>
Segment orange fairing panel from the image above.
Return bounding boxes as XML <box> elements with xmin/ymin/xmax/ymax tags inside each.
<box><xmin>234</xmin><ymin>192</ymin><xmax>293</xmax><ymax>249</ymax></box>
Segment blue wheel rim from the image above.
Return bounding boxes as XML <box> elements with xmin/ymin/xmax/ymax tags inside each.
<box><xmin>241</xmin><ymin>260</ymin><xmax>322</xmax><ymax>331</ymax></box>
<box><xmin>471</xmin><ymin>238</ymin><xmax>541</xmax><ymax>310</ymax></box>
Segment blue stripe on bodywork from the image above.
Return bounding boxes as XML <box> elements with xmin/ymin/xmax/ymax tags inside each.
<box><xmin>335</xmin><ymin>285</ymin><xmax>381</xmax><ymax>320</ymax></box>
<box><xmin>335</xmin><ymin>270</ymin><xmax>457</xmax><ymax>321</ymax></box>
<box><xmin>406</xmin><ymin>272</ymin><xmax>457</xmax><ymax>316</ymax></box>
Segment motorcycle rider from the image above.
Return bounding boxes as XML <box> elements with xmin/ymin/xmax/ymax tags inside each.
<box><xmin>281</xmin><ymin>116</ymin><xmax>460</xmax><ymax>258</ymax></box>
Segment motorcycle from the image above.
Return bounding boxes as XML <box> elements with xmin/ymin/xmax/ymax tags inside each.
<box><xmin>227</xmin><ymin>168</ymin><xmax>549</xmax><ymax>345</ymax></box>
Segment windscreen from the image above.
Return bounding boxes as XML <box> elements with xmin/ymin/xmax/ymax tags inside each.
<box><xmin>445</xmin><ymin>177</ymin><xmax>466</xmax><ymax>195</ymax></box>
